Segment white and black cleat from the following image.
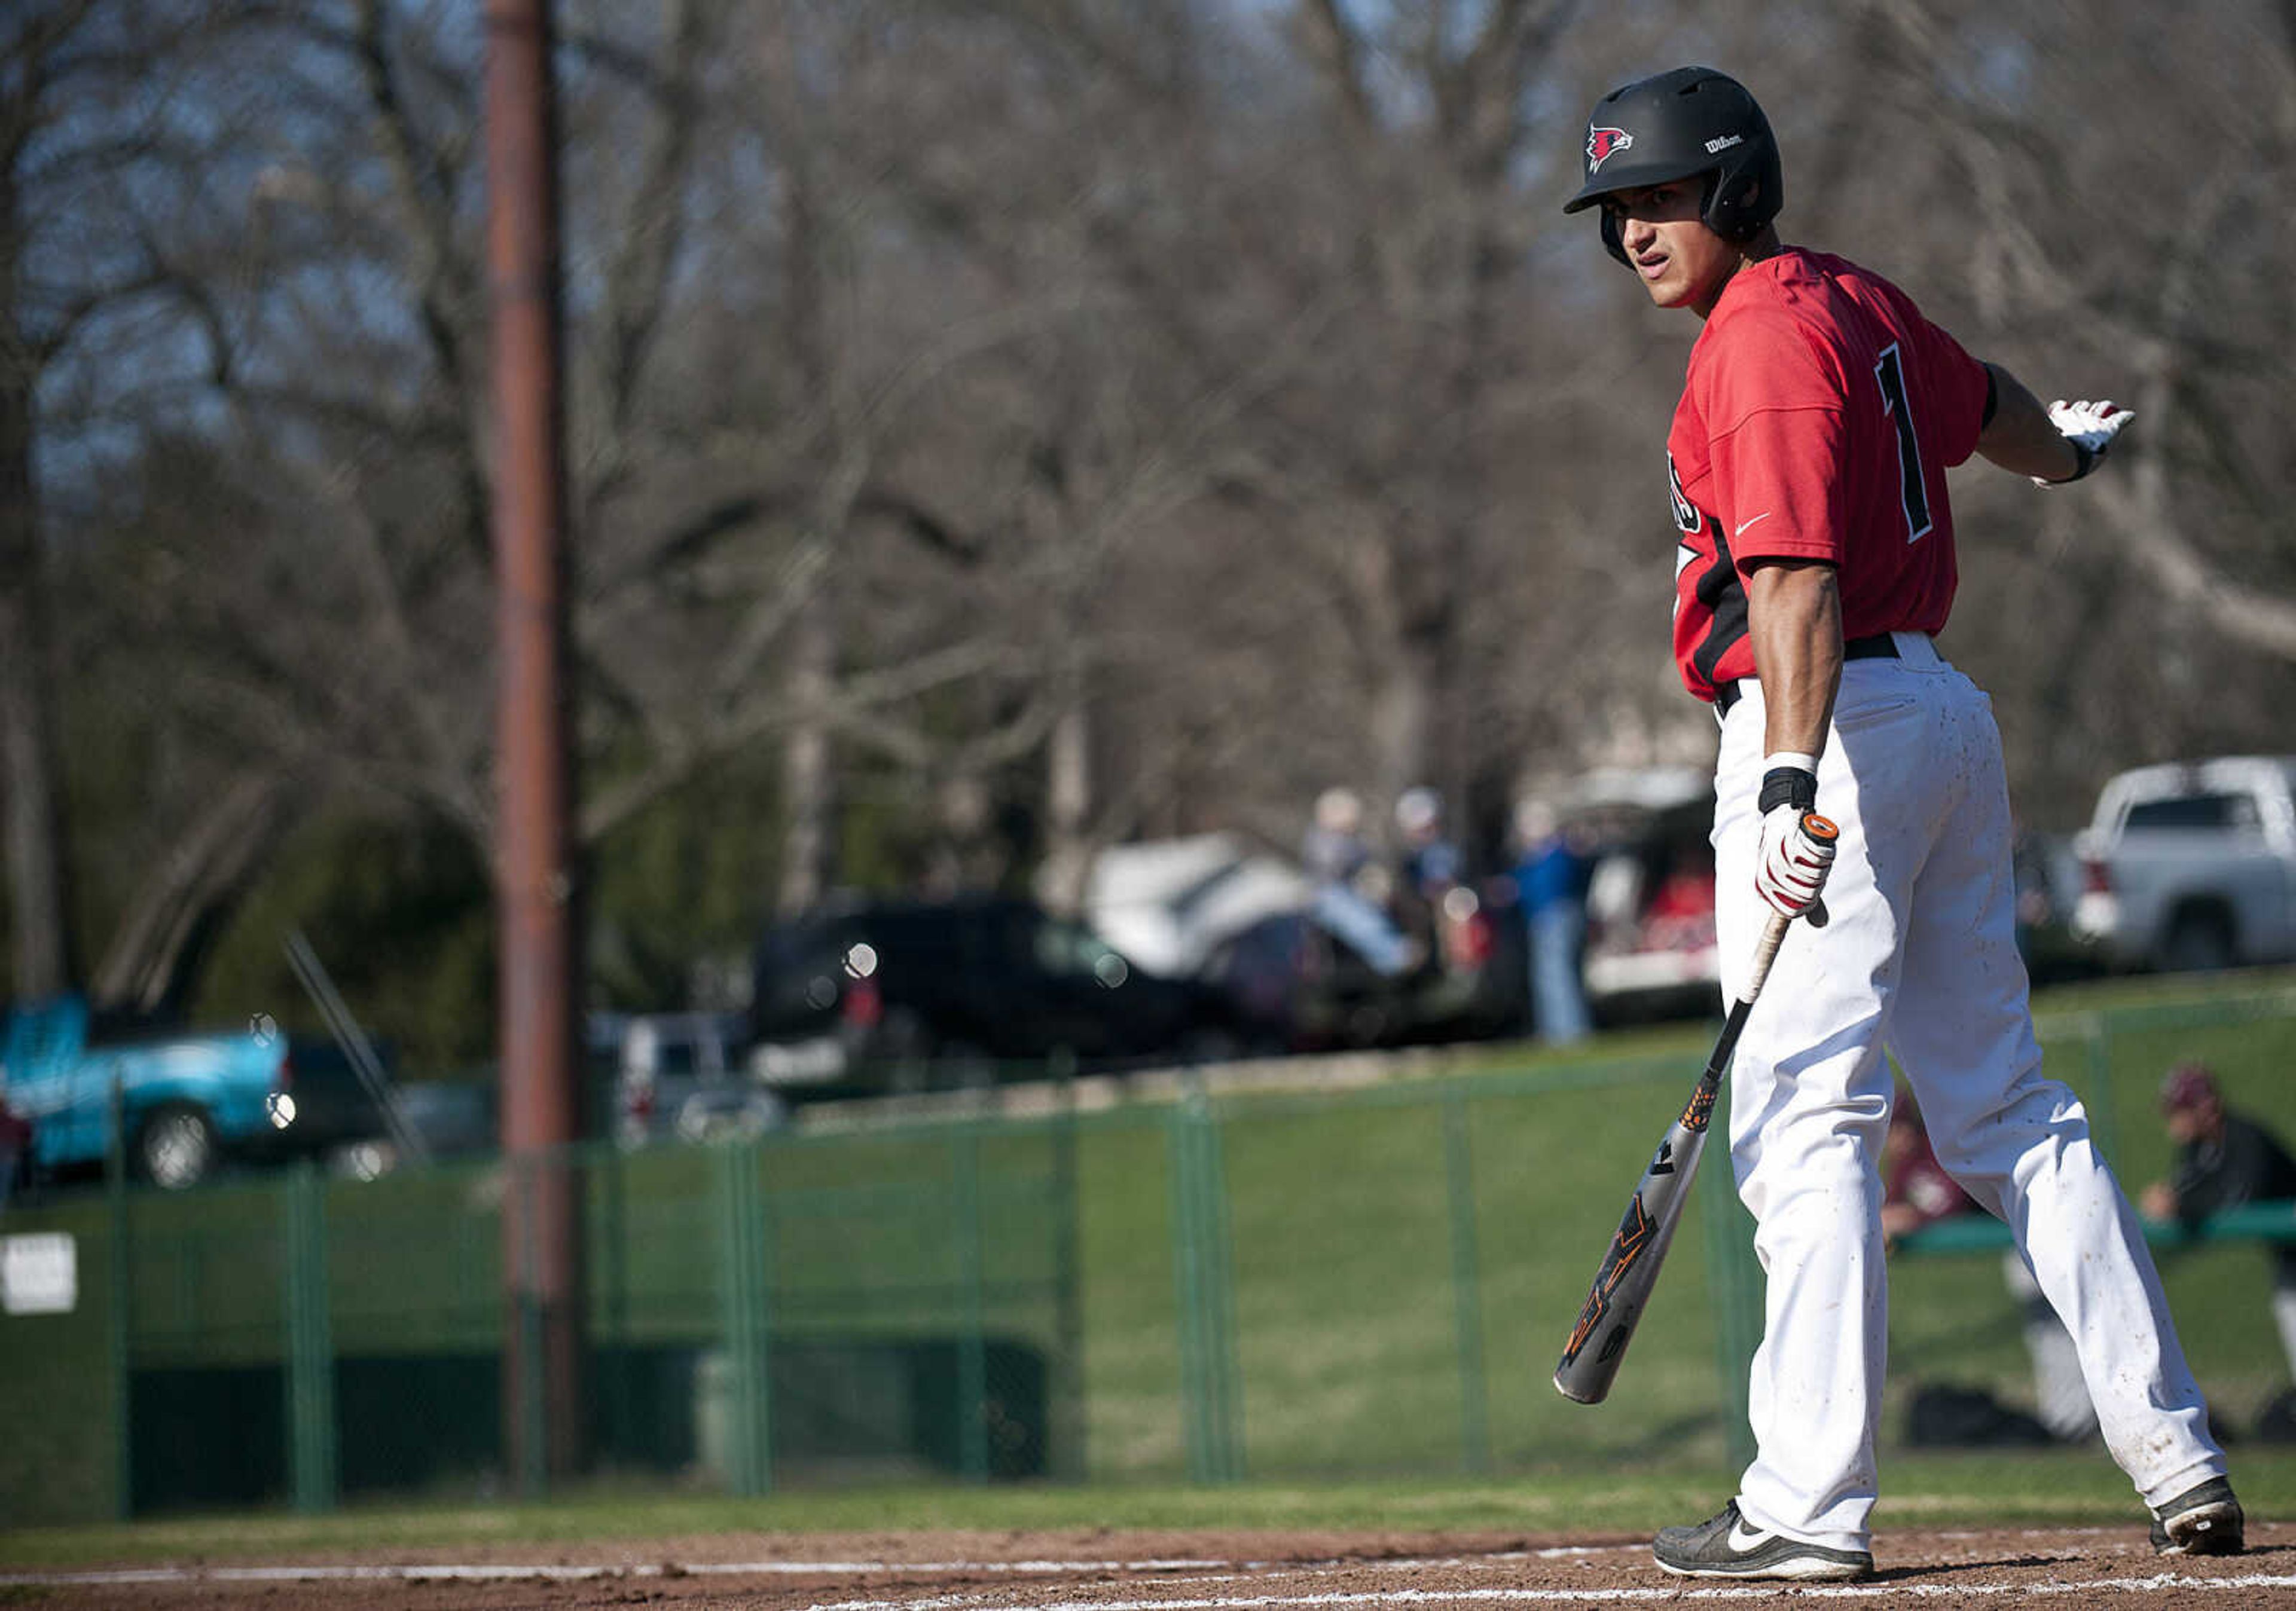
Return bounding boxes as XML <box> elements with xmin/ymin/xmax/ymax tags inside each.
<box><xmin>1653</xmin><ymin>1500</ymin><xmax>1874</xmax><ymax>1581</ymax></box>
<box><xmin>2150</xmin><ymin>1475</ymin><xmax>2244</xmax><ymax>1557</ymax></box>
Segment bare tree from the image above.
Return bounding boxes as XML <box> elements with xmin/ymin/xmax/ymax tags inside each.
<box><xmin>3</xmin><ymin>0</ymin><xmax>308</xmax><ymax>1002</ymax></box>
<box><xmin>1775</xmin><ymin>0</ymin><xmax>2296</xmax><ymax>815</ymax></box>
<box><xmin>133</xmin><ymin>2</ymin><xmax>1077</xmax><ymax>917</ymax></box>
<box><xmin>36</xmin><ymin>0</ymin><xmax>2296</xmax><ymax>1043</ymax></box>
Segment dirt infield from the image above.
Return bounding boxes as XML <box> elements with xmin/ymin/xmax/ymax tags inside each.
<box><xmin>5</xmin><ymin>1526</ymin><xmax>2294</xmax><ymax>1609</ymax></box>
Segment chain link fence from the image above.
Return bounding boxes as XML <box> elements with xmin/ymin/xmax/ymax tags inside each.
<box><xmin>4</xmin><ymin>980</ymin><xmax>2293</xmax><ymax>1522</ymax></box>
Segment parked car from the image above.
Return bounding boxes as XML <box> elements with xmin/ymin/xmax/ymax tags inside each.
<box><xmin>609</xmin><ymin>1010</ymin><xmax>786</xmax><ymax>1144</ymax></box>
<box><xmin>2071</xmin><ymin>756</ymin><xmax>2296</xmax><ymax>973</ymax></box>
<box><xmin>2012</xmin><ymin>829</ymin><xmax>2099</xmax><ymax>985</ymax></box>
<box><xmin>329</xmin><ymin>1080</ymin><xmax>502</xmax><ymax>1179</ymax></box>
<box><xmin>1200</xmin><ymin>878</ymin><xmax>1525</xmax><ymax>1053</ymax></box>
<box><xmin>0</xmin><ymin>997</ymin><xmax>384</xmax><ymax>1190</ymax></box>
<box><xmin>1084</xmin><ymin>834</ymin><xmax>1314</xmax><ymax>979</ymax></box>
<box><xmin>747</xmin><ymin>896</ymin><xmax>1239</xmax><ymax>1098</ymax></box>
<box><xmin>1567</xmin><ymin>768</ymin><xmax>1722</xmax><ymax>1022</ymax></box>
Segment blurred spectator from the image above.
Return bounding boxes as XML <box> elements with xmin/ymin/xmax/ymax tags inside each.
<box><xmin>1883</xmin><ymin>1095</ymin><xmax>2089</xmax><ymax>1441</ymax></box>
<box><xmin>1302</xmin><ymin>787</ymin><xmax>1373</xmax><ymax>888</ymax></box>
<box><xmin>1302</xmin><ymin>787</ymin><xmax>1413</xmax><ymax>977</ymax></box>
<box><xmin>1880</xmin><ymin>1094</ymin><xmax>1974</xmax><ymax>1251</ymax></box>
<box><xmin>1389</xmin><ymin>787</ymin><xmax>1462</xmax><ymax>973</ymax></box>
<box><xmin>1887</xmin><ymin>1095</ymin><xmax>2055</xmax><ymax>1446</ymax></box>
<box><xmin>1513</xmin><ymin>799</ymin><xmax>1592</xmax><ymax>1044</ymax></box>
<box><xmin>1394</xmin><ymin>787</ymin><xmax>1461</xmax><ymax>897</ymax></box>
<box><xmin>2141</xmin><ymin>1063</ymin><xmax>2296</xmax><ymax>1383</ymax></box>
<box><xmin>1641</xmin><ymin>849</ymin><xmax>1718</xmax><ymax>956</ymax></box>
<box><xmin>1999</xmin><ymin>1064</ymin><xmax>2296</xmax><ymax>1444</ymax></box>
<box><xmin>2000</xmin><ymin>1251</ymin><xmax>2098</xmax><ymax>1443</ymax></box>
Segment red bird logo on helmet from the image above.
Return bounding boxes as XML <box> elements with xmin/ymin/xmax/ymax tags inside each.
<box><xmin>1586</xmin><ymin>126</ymin><xmax>1634</xmax><ymax>172</ymax></box>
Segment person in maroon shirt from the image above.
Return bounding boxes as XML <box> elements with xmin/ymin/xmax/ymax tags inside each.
<box><xmin>1562</xmin><ymin>66</ymin><xmax>2236</xmax><ymax>1579</ymax></box>
<box><xmin>1879</xmin><ymin>1096</ymin><xmax>1974</xmax><ymax>1253</ymax></box>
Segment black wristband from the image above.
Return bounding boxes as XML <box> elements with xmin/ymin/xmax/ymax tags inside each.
<box><xmin>2051</xmin><ymin>437</ymin><xmax>2096</xmax><ymax>484</ymax></box>
<box><xmin>1759</xmin><ymin>766</ymin><xmax>1818</xmax><ymax>815</ymax></box>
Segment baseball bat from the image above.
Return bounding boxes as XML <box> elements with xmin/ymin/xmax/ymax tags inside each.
<box><xmin>1553</xmin><ymin>813</ymin><xmax>1837</xmax><ymax>1405</ymax></box>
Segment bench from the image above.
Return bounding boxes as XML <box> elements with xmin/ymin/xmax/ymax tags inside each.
<box><xmin>1898</xmin><ymin>1200</ymin><xmax>2296</xmax><ymax>1255</ymax></box>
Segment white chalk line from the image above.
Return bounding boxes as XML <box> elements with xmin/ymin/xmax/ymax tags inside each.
<box><xmin>0</xmin><ymin>1549</ymin><xmax>1644</xmax><ymax>1588</ymax></box>
<box><xmin>795</xmin><ymin>1579</ymin><xmax>2296</xmax><ymax>1610</ymax></box>
<box><xmin>0</xmin><ymin>1558</ymin><xmax>1227</xmax><ymax>1587</ymax></box>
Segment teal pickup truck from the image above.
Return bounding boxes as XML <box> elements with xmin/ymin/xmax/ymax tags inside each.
<box><xmin>0</xmin><ymin>998</ymin><xmax>384</xmax><ymax>1190</ymax></box>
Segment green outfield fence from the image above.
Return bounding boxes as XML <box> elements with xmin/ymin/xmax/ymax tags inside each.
<box><xmin>4</xmin><ymin>979</ymin><xmax>2295</xmax><ymax>1524</ymax></box>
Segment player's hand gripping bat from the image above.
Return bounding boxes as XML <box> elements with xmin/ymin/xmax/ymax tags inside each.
<box><xmin>1553</xmin><ymin>812</ymin><xmax>1839</xmax><ymax>1405</ymax></box>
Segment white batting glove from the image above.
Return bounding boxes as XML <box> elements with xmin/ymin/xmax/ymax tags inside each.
<box><xmin>1757</xmin><ymin>807</ymin><xmax>1838</xmax><ymax>924</ymax></box>
<box><xmin>2034</xmin><ymin>399</ymin><xmax>2133</xmax><ymax>487</ymax></box>
<box><xmin>1754</xmin><ymin>756</ymin><xmax>1837</xmax><ymax>924</ymax></box>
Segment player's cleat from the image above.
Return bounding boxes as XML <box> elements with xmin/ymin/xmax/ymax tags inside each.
<box><xmin>1653</xmin><ymin>1501</ymin><xmax>1874</xmax><ymax>1581</ymax></box>
<box><xmin>2150</xmin><ymin>1476</ymin><xmax>2244</xmax><ymax>1556</ymax></box>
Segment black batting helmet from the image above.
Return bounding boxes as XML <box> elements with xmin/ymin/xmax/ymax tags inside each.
<box><xmin>1562</xmin><ymin>67</ymin><xmax>1782</xmax><ymax>268</ymax></box>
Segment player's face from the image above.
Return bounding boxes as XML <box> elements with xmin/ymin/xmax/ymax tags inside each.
<box><xmin>1601</xmin><ymin>183</ymin><xmax>1739</xmax><ymax>317</ymax></box>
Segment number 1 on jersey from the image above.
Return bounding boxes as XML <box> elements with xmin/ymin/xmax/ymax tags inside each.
<box><xmin>1874</xmin><ymin>343</ymin><xmax>1932</xmax><ymax>545</ymax></box>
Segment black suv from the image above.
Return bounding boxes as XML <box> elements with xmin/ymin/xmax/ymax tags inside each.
<box><xmin>749</xmin><ymin>896</ymin><xmax>1238</xmax><ymax>1097</ymax></box>
<box><xmin>1202</xmin><ymin>881</ymin><xmax>1528</xmax><ymax>1053</ymax></box>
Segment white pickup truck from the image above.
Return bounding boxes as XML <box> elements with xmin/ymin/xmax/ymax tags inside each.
<box><xmin>2071</xmin><ymin>756</ymin><xmax>2296</xmax><ymax>973</ymax></box>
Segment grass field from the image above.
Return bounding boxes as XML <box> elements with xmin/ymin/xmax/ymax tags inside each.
<box><xmin>1076</xmin><ymin>967</ymin><xmax>2296</xmax><ymax>1481</ymax></box>
<box><xmin>4</xmin><ymin>967</ymin><xmax>2295</xmax><ymax>1543</ymax></box>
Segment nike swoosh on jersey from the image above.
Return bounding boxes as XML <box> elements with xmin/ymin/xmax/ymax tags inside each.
<box><xmin>1735</xmin><ymin>510</ymin><xmax>1774</xmax><ymax>534</ymax></box>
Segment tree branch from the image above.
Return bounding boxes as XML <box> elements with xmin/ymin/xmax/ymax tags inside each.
<box><xmin>1299</xmin><ymin>0</ymin><xmax>1377</xmax><ymax>137</ymax></box>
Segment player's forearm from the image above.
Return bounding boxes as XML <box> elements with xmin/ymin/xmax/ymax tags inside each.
<box><xmin>1974</xmin><ymin>362</ymin><xmax>2082</xmax><ymax>483</ymax></box>
<box><xmin>1744</xmin><ymin>559</ymin><xmax>1842</xmax><ymax>762</ymax></box>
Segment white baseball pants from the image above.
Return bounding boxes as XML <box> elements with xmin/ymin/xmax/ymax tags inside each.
<box><xmin>1712</xmin><ymin>632</ymin><xmax>2224</xmax><ymax>1552</ymax></box>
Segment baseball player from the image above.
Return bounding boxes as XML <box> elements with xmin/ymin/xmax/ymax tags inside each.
<box><xmin>1562</xmin><ymin>66</ymin><xmax>2241</xmax><ymax>1579</ymax></box>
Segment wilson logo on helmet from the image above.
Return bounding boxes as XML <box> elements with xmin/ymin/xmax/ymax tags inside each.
<box><xmin>1586</xmin><ymin>126</ymin><xmax>1634</xmax><ymax>172</ymax></box>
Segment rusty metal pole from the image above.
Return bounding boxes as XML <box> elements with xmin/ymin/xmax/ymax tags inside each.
<box><xmin>484</xmin><ymin>0</ymin><xmax>584</xmax><ymax>1490</ymax></box>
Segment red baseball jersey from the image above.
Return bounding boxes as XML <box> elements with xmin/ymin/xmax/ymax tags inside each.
<box><xmin>1667</xmin><ymin>249</ymin><xmax>1992</xmax><ymax>701</ymax></box>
